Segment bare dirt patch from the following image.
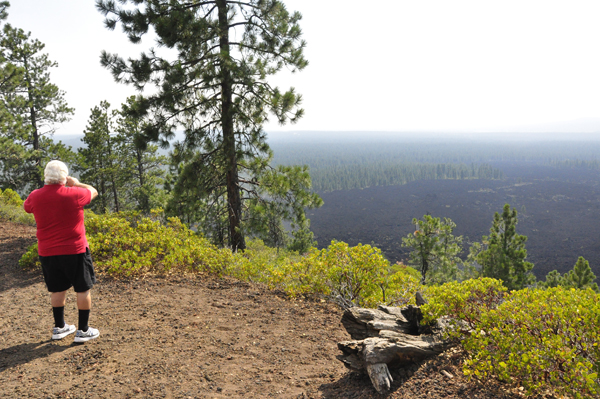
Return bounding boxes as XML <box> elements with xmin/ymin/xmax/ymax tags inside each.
<box><xmin>1</xmin><ymin>220</ymin><xmax>521</xmax><ymax>398</ymax></box>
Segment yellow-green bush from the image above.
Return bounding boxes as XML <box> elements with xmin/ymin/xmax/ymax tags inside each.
<box><xmin>85</xmin><ymin>211</ymin><xmax>234</xmax><ymax>276</ymax></box>
<box><xmin>19</xmin><ymin>243</ymin><xmax>40</xmax><ymax>269</ymax></box>
<box><xmin>463</xmin><ymin>287</ymin><xmax>599</xmax><ymax>398</ymax></box>
<box><xmin>226</xmin><ymin>239</ymin><xmax>301</xmax><ymax>287</ymax></box>
<box><xmin>381</xmin><ymin>265</ymin><xmax>422</xmax><ymax>307</ymax></box>
<box><xmin>275</xmin><ymin>240</ymin><xmax>421</xmax><ymax>307</ymax></box>
<box><xmin>274</xmin><ymin>246</ymin><xmax>330</xmax><ymax>299</ymax></box>
<box><xmin>422</xmin><ymin>279</ymin><xmax>599</xmax><ymax>398</ymax></box>
<box><xmin>17</xmin><ymin>208</ymin><xmax>421</xmax><ymax>308</ymax></box>
<box><xmin>0</xmin><ymin>188</ymin><xmax>35</xmax><ymax>225</ymax></box>
<box><xmin>0</xmin><ymin>188</ymin><xmax>23</xmax><ymax>206</ymax></box>
<box><xmin>422</xmin><ymin>278</ymin><xmax>507</xmax><ymax>338</ymax></box>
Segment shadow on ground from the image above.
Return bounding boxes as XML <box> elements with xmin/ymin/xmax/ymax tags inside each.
<box><xmin>0</xmin><ymin>341</ymin><xmax>71</xmax><ymax>371</ymax></box>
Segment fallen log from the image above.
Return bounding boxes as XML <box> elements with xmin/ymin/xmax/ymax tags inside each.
<box><xmin>337</xmin><ymin>298</ymin><xmax>456</xmax><ymax>393</ymax></box>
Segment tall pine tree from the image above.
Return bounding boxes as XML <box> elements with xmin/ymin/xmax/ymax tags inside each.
<box><xmin>115</xmin><ymin>96</ymin><xmax>168</xmax><ymax>213</ymax></box>
<box><xmin>0</xmin><ymin>1</ymin><xmax>25</xmax><ymax>187</ymax></box>
<box><xmin>77</xmin><ymin>101</ymin><xmax>122</xmax><ymax>213</ymax></box>
<box><xmin>0</xmin><ymin>16</ymin><xmax>74</xmax><ymax>191</ymax></box>
<box><xmin>477</xmin><ymin>204</ymin><xmax>535</xmax><ymax>290</ymax></box>
<box><xmin>401</xmin><ymin>215</ymin><xmax>463</xmax><ymax>285</ymax></box>
<box><xmin>96</xmin><ymin>0</ymin><xmax>321</xmax><ymax>251</ymax></box>
<box><xmin>563</xmin><ymin>257</ymin><xmax>599</xmax><ymax>292</ymax></box>
<box><xmin>77</xmin><ymin>97</ymin><xmax>168</xmax><ymax>214</ymax></box>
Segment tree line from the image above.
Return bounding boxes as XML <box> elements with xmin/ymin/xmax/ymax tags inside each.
<box><xmin>307</xmin><ymin>162</ymin><xmax>503</xmax><ymax>192</ymax></box>
<box><xmin>271</xmin><ymin>140</ymin><xmax>600</xmax><ymax>192</ymax></box>
<box><xmin>549</xmin><ymin>158</ymin><xmax>600</xmax><ymax>169</ymax></box>
<box><xmin>0</xmin><ymin>2</ymin><xmax>169</xmax><ymax>215</ymax></box>
<box><xmin>271</xmin><ymin>140</ymin><xmax>600</xmax><ymax>166</ymax></box>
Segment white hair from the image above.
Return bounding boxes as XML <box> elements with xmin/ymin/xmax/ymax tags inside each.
<box><xmin>44</xmin><ymin>160</ymin><xmax>68</xmax><ymax>185</ymax></box>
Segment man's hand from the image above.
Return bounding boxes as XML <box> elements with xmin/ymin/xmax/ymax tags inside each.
<box><xmin>66</xmin><ymin>176</ymin><xmax>98</xmax><ymax>200</ymax></box>
<box><xmin>66</xmin><ymin>176</ymin><xmax>80</xmax><ymax>187</ymax></box>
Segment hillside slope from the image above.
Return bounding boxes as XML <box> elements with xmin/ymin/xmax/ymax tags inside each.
<box><xmin>0</xmin><ymin>221</ymin><xmax>521</xmax><ymax>398</ymax></box>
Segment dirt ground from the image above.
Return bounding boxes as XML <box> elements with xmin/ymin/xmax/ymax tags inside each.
<box><xmin>1</xmin><ymin>220</ymin><xmax>524</xmax><ymax>398</ymax></box>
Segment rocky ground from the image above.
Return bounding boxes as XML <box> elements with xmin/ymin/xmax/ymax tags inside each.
<box><xmin>1</xmin><ymin>220</ymin><xmax>525</xmax><ymax>398</ymax></box>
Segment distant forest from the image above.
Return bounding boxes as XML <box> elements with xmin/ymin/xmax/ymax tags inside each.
<box><xmin>270</xmin><ymin>139</ymin><xmax>600</xmax><ymax>192</ymax></box>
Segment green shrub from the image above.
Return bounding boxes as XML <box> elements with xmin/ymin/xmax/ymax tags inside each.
<box><xmin>0</xmin><ymin>188</ymin><xmax>24</xmax><ymax>206</ymax></box>
<box><xmin>273</xmin><ymin>246</ymin><xmax>330</xmax><ymax>299</ymax></box>
<box><xmin>19</xmin><ymin>243</ymin><xmax>40</xmax><ymax>269</ymax></box>
<box><xmin>421</xmin><ymin>278</ymin><xmax>507</xmax><ymax>339</ymax></box>
<box><xmin>463</xmin><ymin>287</ymin><xmax>599</xmax><ymax>398</ymax></box>
<box><xmin>226</xmin><ymin>239</ymin><xmax>301</xmax><ymax>286</ymax></box>
<box><xmin>0</xmin><ymin>188</ymin><xmax>35</xmax><ymax>225</ymax></box>
<box><xmin>275</xmin><ymin>240</ymin><xmax>420</xmax><ymax>307</ymax></box>
<box><xmin>380</xmin><ymin>263</ymin><xmax>422</xmax><ymax>307</ymax></box>
<box><xmin>85</xmin><ymin>212</ymin><xmax>234</xmax><ymax>276</ymax></box>
<box><xmin>322</xmin><ymin>241</ymin><xmax>391</xmax><ymax>307</ymax></box>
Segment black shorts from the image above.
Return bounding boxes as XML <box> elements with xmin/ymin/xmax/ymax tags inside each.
<box><xmin>39</xmin><ymin>248</ymin><xmax>97</xmax><ymax>293</ymax></box>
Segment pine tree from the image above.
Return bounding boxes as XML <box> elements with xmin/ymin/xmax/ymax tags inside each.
<box><xmin>0</xmin><ymin>2</ymin><xmax>21</xmax><ymax>119</ymax></box>
<box><xmin>541</xmin><ymin>270</ymin><xmax>564</xmax><ymax>289</ymax></box>
<box><xmin>115</xmin><ymin>96</ymin><xmax>168</xmax><ymax>213</ymax></box>
<box><xmin>287</xmin><ymin>218</ymin><xmax>316</xmax><ymax>254</ymax></box>
<box><xmin>0</xmin><ymin>18</ymin><xmax>74</xmax><ymax>191</ymax></box>
<box><xmin>0</xmin><ymin>2</ymin><xmax>8</xmax><ymax>21</ymax></box>
<box><xmin>77</xmin><ymin>101</ymin><xmax>122</xmax><ymax>213</ymax></box>
<box><xmin>401</xmin><ymin>215</ymin><xmax>463</xmax><ymax>285</ymax></box>
<box><xmin>477</xmin><ymin>204</ymin><xmax>535</xmax><ymax>290</ymax></box>
<box><xmin>97</xmin><ymin>0</ymin><xmax>320</xmax><ymax>251</ymax></box>
<box><xmin>563</xmin><ymin>257</ymin><xmax>599</xmax><ymax>292</ymax></box>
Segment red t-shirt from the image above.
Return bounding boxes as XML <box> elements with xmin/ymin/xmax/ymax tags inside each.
<box><xmin>23</xmin><ymin>184</ymin><xmax>92</xmax><ymax>256</ymax></box>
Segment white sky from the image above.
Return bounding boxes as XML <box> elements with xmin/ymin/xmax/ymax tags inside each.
<box><xmin>8</xmin><ymin>0</ymin><xmax>600</xmax><ymax>135</ymax></box>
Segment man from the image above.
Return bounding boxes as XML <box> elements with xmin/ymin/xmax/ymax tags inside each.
<box><xmin>24</xmin><ymin>160</ymin><xmax>100</xmax><ymax>343</ymax></box>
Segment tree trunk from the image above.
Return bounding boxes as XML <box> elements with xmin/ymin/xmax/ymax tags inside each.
<box><xmin>100</xmin><ymin>179</ymin><xmax>107</xmax><ymax>212</ymax></box>
<box><xmin>105</xmin><ymin>135</ymin><xmax>120</xmax><ymax>212</ymax></box>
<box><xmin>337</xmin><ymin>301</ymin><xmax>456</xmax><ymax>394</ymax></box>
<box><xmin>136</xmin><ymin>148</ymin><xmax>148</xmax><ymax>212</ymax></box>
<box><xmin>218</xmin><ymin>0</ymin><xmax>245</xmax><ymax>252</ymax></box>
<box><xmin>23</xmin><ymin>57</ymin><xmax>43</xmax><ymax>188</ymax></box>
<box><xmin>420</xmin><ymin>245</ymin><xmax>429</xmax><ymax>285</ymax></box>
<box><xmin>98</xmin><ymin>154</ymin><xmax>107</xmax><ymax>212</ymax></box>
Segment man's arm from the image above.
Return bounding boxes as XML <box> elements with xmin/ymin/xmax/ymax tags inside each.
<box><xmin>66</xmin><ymin>176</ymin><xmax>98</xmax><ymax>201</ymax></box>
<box><xmin>23</xmin><ymin>195</ymin><xmax>33</xmax><ymax>213</ymax></box>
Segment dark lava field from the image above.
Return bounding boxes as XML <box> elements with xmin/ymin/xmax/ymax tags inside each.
<box><xmin>308</xmin><ymin>162</ymin><xmax>600</xmax><ymax>280</ymax></box>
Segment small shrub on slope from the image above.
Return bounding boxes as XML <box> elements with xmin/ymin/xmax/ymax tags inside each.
<box><xmin>277</xmin><ymin>241</ymin><xmax>421</xmax><ymax>307</ymax></box>
<box><xmin>463</xmin><ymin>287</ymin><xmax>599</xmax><ymax>398</ymax></box>
<box><xmin>19</xmin><ymin>243</ymin><xmax>40</xmax><ymax>269</ymax></box>
<box><xmin>424</xmin><ymin>280</ymin><xmax>599</xmax><ymax>398</ymax></box>
<box><xmin>0</xmin><ymin>188</ymin><xmax>23</xmax><ymax>206</ymax></box>
<box><xmin>0</xmin><ymin>188</ymin><xmax>35</xmax><ymax>225</ymax></box>
<box><xmin>85</xmin><ymin>211</ymin><xmax>233</xmax><ymax>276</ymax></box>
<box><xmin>226</xmin><ymin>239</ymin><xmax>301</xmax><ymax>286</ymax></box>
<box><xmin>380</xmin><ymin>262</ymin><xmax>422</xmax><ymax>307</ymax></box>
<box><xmin>422</xmin><ymin>278</ymin><xmax>507</xmax><ymax>339</ymax></box>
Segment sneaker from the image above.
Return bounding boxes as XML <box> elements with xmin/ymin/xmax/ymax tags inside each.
<box><xmin>73</xmin><ymin>327</ymin><xmax>100</xmax><ymax>343</ymax></box>
<box><xmin>52</xmin><ymin>323</ymin><xmax>76</xmax><ymax>340</ymax></box>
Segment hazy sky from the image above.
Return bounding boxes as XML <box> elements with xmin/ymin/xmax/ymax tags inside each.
<box><xmin>8</xmin><ymin>0</ymin><xmax>600</xmax><ymax>135</ymax></box>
